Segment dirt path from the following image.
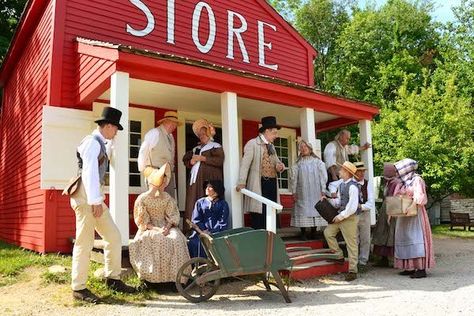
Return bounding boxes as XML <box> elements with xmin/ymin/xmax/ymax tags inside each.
<box><xmin>1</xmin><ymin>237</ymin><xmax>473</xmax><ymax>316</ymax></box>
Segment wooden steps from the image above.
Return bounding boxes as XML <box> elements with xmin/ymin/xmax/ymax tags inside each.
<box><xmin>284</xmin><ymin>238</ymin><xmax>349</xmax><ymax>280</ymax></box>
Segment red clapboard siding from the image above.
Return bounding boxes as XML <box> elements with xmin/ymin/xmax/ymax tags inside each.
<box><xmin>58</xmin><ymin>0</ymin><xmax>315</xmax><ymax>106</ymax></box>
<box><xmin>0</xmin><ymin>0</ymin><xmax>55</xmax><ymax>253</ymax></box>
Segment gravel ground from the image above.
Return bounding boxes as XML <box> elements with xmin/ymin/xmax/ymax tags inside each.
<box><xmin>1</xmin><ymin>237</ymin><xmax>473</xmax><ymax>316</ymax></box>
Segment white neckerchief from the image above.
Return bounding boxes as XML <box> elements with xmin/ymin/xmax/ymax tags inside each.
<box><xmin>189</xmin><ymin>141</ymin><xmax>222</xmax><ymax>185</ymax></box>
<box><xmin>259</xmin><ymin>134</ymin><xmax>269</xmax><ymax>144</ymax></box>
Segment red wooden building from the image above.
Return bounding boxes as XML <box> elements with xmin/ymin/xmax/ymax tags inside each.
<box><xmin>0</xmin><ymin>0</ymin><xmax>378</xmax><ymax>253</ymax></box>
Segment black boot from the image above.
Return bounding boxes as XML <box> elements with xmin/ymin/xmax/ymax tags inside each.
<box><xmin>300</xmin><ymin>228</ymin><xmax>307</xmax><ymax>241</ymax></box>
<box><xmin>106</xmin><ymin>279</ymin><xmax>137</xmax><ymax>293</ymax></box>
<box><xmin>410</xmin><ymin>269</ymin><xmax>427</xmax><ymax>278</ymax></box>
<box><xmin>73</xmin><ymin>288</ymin><xmax>100</xmax><ymax>304</ymax></box>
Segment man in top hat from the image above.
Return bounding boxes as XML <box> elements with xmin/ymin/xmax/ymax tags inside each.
<box><xmin>236</xmin><ymin>116</ymin><xmax>285</xmax><ymax>230</ymax></box>
<box><xmin>70</xmin><ymin>106</ymin><xmax>136</xmax><ymax>303</ymax></box>
<box><xmin>323</xmin><ymin>129</ymin><xmax>371</xmax><ymax>182</ymax></box>
<box><xmin>353</xmin><ymin>161</ymin><xmax>375</xmax><ymax>271</ymax></box>
<box><xmin>138</xmin><ymin>111</ymin><xmax>183</xmax><ymax>198</ymax></box>
<box><xmin>323</xmin><ymin>161</ymin><xmax>361</xmax><ymax>281</ymax></box>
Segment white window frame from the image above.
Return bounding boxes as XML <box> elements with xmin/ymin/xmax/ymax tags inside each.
<box><xmin>93</xmin><ymin>102</ymin><xmax>154</xmax><ymax>194</ymax></box>
<box><xmin>274</xmin><ymin>127</ymin><xmax>296</xmax><ymax>194</ymax></box>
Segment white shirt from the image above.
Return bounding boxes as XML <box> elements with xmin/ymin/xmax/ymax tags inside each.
<box><xmin>137</xmin><ymin>127</ymin><xmax>171</xmax><ymax>172</ymax></box>
<box><xmin>329</xmin><ymin>178</ymin><xmax>359</xmax><ymax>220</ymax></box>
<box><xmin>323</xmin><ymin>141</ymin><xmax>359</xmax><ymax>169</ymax></box>
<box><xmin>77</xmin><ymin>129</ymin><xmax>112</xmax><ymax>205</ymax></box>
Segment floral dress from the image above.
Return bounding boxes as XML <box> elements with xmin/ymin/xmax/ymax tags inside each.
<box><xmin>129</xmin><ymin>191</ymin><xmax>190</xmax><ymax>283</ymax></box>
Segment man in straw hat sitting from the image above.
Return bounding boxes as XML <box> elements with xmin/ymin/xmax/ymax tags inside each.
<box><xmin>323</xmin><ymin>161</ymin><xmax>361</xmax><ymax>281</ymax></box>
<box><xmin>70</xmin><ymin>107</ymin><xmax>136</xmax><ymax>303</ymax></box>
<box><xmin>138</xmin><ymin>111</ymin><xmax>183</xmax><ymax>198</ymax></box>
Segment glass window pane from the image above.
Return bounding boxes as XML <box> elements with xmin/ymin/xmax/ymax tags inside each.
<box><xmin>130</xmin><ymin>133</ymin><xmax>141</xmax><ymax>146</ymax></box>
<box><xmin>282</xmin><ymin>158</ymin><xmax>288</xmax><ymax>166</ymax></box>
<box><xmin>281</xmin><ymin>179</ymin><xmax>288</xmax><ymax>189</ymax></box>
<box><xmin>130</xmin><ymin>121</ymin><xmax>141</xmax><ymax>133</ymax></box>
<box><xmin>130</xmin><ymin>146</ymin><xmax>139</xmax><ymax>159</ymax></box>
<box><xmin>130</xmin><ymin>174</ymin><xmax>141</xmax><ymax>187</ymax></box>
<box><xmin>129</xmin><ymin>161</ymin><xmax>139</xmax><ymax>173</ymax></box>
<box><xmin>281</xmin><ymin>138</ymin><xmax>288</xmax><ymax>147</ymax></box>
<box><xmin>281</xmin><ymin>148</ymin><xmax>288</xmax><ymax>157</ymax></box>
<box><xmin>281</xmin><ymin>170</ymin><xmax>288</xmax><ymax>179</ymax></box>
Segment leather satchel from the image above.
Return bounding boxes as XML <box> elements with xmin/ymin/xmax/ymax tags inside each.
<box><xmin>315</xmin><ymin>199</ymin><xmax>340</xmax><ymax>223</ymax></box>
<box><xmin>62</xmin><ymin>175</ymin><xmax>81</xmax><ymax>196</ymax></box>
<box><xmin>385</xmin><ymin>196</ymin><xmax>418</xmax><ymax>217</ymax></box>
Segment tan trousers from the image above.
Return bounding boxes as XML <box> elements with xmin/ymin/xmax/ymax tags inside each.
<box><xmin>324</xmin><ymin>214</ymin><xmax>359</xmax><ymax>273</ymax></box>
<box><xmin>357</xmin><ymin>210</ymin><xmax>371</xmax><ymax>265</ymax></box>
<box><xmin>70</xmin><ymin>183</ymin><xmax>122</xmax><ymax>291</ymax></box>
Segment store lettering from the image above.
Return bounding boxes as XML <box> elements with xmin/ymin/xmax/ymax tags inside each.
<box><xmin>126</xmin><ymin>0</ymin><xmax>278</xmax><ymax>71</ymax></box>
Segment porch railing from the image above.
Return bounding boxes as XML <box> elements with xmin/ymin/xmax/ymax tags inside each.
<box><xmin>239</xmin><ymin>188</ymin><xmax>283</xmax><ymax>233</ymax></box>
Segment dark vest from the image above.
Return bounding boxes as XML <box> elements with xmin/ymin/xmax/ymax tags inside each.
<box><xmin>77</xmin><ymin>134</ymin><xmax>108</xmax><ymax>185</ymax></box>
<box><xmin>339</xmin><ymin>179</ymin><xmax>359</xmax><ymax>213</ymax></box>
<box><xmin>357</xmin><ymin>180</ymin><xmax>369</xmax><ymax>214</ymax></box>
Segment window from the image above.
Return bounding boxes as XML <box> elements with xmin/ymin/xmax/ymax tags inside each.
<box><xmin>274</xmin><ymin>127</ymin><xmax>296</xmax><ymax>194</ymax></box>
<box><xmin>129</xmin><ymin>120</ymin><xmax>142</xmax><ymax>187</ymax></box>
<box><xmin>274</xmin><ymin>137</ymin><xmax>290</xmax><ymax>191</ymax></box>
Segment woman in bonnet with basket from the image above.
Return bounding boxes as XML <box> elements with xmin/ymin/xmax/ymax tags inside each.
<box><xmin>392</xmin><ymin>158</ymin><xmax>435</xmax><ymax>278</ymax></box>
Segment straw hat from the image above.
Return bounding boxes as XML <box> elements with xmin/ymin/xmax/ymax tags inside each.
<box><xmin>354</xmin><ymin>161</ymin><xmax>367</xmax><ymax>171</ymax></box>
<box><xmin>157</xmin><ymin>111</ymin><xmax>183</xmax><ymax>126</ymax></box>
<box><xmin>192</xmin><ymin>118</ymin><xmax>212</xmax><ymax>138</ymax></box>
<box><xmin>145</xmin><ymin>163</ymin><xmax>171</xmax><ymax>188</ymax></box>
<box><xmin>337</xmin><ymin>161</ymin><xmax>358</xmax><ymax>177</ymax></box>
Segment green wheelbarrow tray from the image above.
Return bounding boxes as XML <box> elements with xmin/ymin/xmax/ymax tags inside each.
<box><xmin>176</xmin><ymin>228</ymin><xmax>293</xmax><ymax>303</ymax></box>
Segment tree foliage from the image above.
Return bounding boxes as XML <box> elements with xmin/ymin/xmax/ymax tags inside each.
<box><xmin>269</xmin><ymin>0</ymin><xmax>474</xmax><ymax>198</ymax></box>
<box><xmin>0</xmin><ymin>0</ymin><xmax>27</xmax><ymax>63</ymax></box>
<box><xmin>373</xmin><ymin>76</ymin><xmax>474</xmax><ymax>200</ymax></box>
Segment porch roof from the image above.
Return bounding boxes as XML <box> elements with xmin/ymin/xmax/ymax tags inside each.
<box><xmin>76</xmin><ymin>38</ymin><xmax>379</xmax><ymax>129</ymax></box>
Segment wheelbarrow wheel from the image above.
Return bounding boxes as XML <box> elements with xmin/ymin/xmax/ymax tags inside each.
<box><xmin>176</xmin><ymin>257</ymin><xmax>220</xmax><ymax>303</ymax></box>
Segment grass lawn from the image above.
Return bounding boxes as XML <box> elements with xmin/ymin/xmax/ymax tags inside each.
<box><xmin>0</xmin><ymin>241</ymin><xmax>157</xmax><ymax>304</ymax></box>
<box><xmin>432</xmin><ymin>224</ymin><xmax>474</xmax><ymax>239</ymax></box>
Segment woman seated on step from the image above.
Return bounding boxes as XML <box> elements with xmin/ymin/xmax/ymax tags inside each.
<box><xmin>129</xmin><ymin>163</ymin><xmax>190</xmax><ymax>287</ymax></box>
<box><xmin>188</xmin><ymin>180</ymin><xmax>229</xmax><ymax>258</ymax></box>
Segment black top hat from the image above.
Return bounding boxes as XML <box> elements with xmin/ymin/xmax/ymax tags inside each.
<box><xmin>94</xmin><ymin>107</ymin><xmax>124</xmax><ymax>130</ymax></box>
<box><xmin>203</xmin><ymin>180</ymin><xmax>225</xmax><ymax>198</ymax></box>
<box><xmin>259</xmin><ymin>116</ymin><xmax>281</xmax><ymax>133</ymax></box>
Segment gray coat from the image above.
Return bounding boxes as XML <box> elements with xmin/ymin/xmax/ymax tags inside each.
<box><xmin>238</xmin><ymin>136</ymin><xmax>281</xmax><ymax>214</ymax></box>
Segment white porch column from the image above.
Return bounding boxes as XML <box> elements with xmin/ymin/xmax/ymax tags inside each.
<box><xmin>109</xmin><ymin>71</ymin><xmax>130</xmax><ymax>246</ymax></box>
<box><xmin>359</xmin><ymin>119</ymin><xmax>376</xmax><ymax>225</ymax></box>
<box><xmin>221</xmin><ymin>92</ymin><xmax>243</xmax><ymax>228</ymax></box>
<box><xmin>300</xmin><ymin>108</ymin><xmax>322</xmax><ymax>156</ymax></box>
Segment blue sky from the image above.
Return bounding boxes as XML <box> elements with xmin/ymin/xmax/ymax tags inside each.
<box><xmin>358</xmin><ymin>0</ymin><xmax>462</xmax><ymax>22</ymax></box>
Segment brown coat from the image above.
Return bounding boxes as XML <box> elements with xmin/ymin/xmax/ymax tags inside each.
<box><xmin>183</xmin><ymin>145</ymin><xmax>224</xmax><ymax>230</ymax></box>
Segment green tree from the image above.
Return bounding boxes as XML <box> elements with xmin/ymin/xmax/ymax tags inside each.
<box><xmin>0</xmin><ymin>0</ymin><xmax>27</xmax><ymax>64</ymax></box>
<box><xmin>294</xmin><ymin>0</ymin><xmax>355</xmax><ymax>90</ymax></box>
<box><xmin>327</xmin><ymin>0</ymin><xmax>438</xmax><ymax>104</ymax></box>
<box><xmin>267</xmin><ymin>0</ymin><xmax>302</xmax><ymax>22</ymax></box>
<box><xmin>373</xmin><ymin>76</ymin><xmax>474</xmax><ymax>200</ymax></box>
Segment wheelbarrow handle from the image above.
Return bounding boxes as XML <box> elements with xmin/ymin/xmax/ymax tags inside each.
<box><xmin>186</xmin><ymin>219</ymin><xmax>206</xmax><ymax>236</ymax></box>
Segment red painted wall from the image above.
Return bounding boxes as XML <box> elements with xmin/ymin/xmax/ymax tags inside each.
<box><xmin>58</xmin><ymin>0</ymin><xmax>315</xmax><ymax>107</ymax></box>
<box><xmin>0</xmin><ymin>0</ymin><xmax>54</xmax><ymax>252</ymax></box>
